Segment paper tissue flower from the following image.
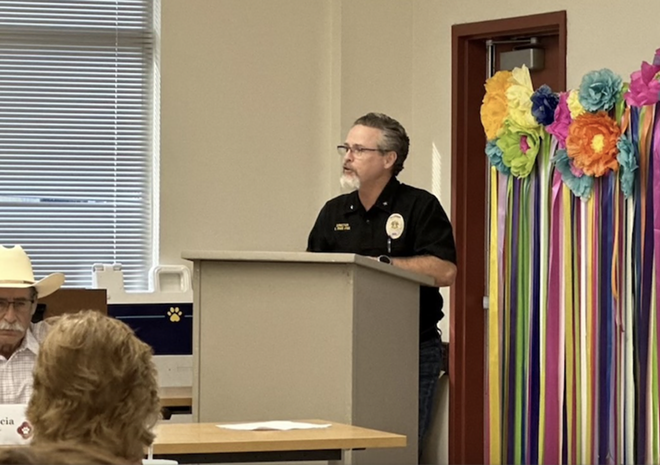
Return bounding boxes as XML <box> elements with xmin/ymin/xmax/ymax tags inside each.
<box><xmin>506</xmin><ymin>65</ymin><xmax>541</xmax><ymax>132</ymax></box>
<box><xmin>578</xmin><ymin>68</ymin><xmax>623</xmax><ymax>112</ymax></box>
<box><xmin>480</xmin><ymin>70</ymin><xmax>512</xmax><ymax>140</ymax></box>
<box><xmin>553</xmin><ymin>149</ymin><xmax>594</xmax><ymax>199</ymax></box>
<box><xmin>566</xmin><ymin>111</ymin><xmax>620</xmax><ymax>177</ymax></box>
<box><xmin>481</xmin><ymin>71</ymin><xmax>511</xmax><ymax>140</ymax></box>
<box><xmin>485</xmin><ymin>69</ymin><xmax>512</xmax><ymax>96</ymax></box>
<box><xmin>496</xmin><ymin>123</ymin><xmax>540</xmax><ymax>178</ymax></box>
<box><xmin>567</xmin><ymin>89</ymin><xmax>586</xmax><ymax>119</ymax></box>
<box><xmin>616</xmin><ymin>137</ymin><xmax>637</xmax><ymax>197</ymax></box>
<box><xmin>546</xmin><ymin>92</ymin><xmax>571</xmax><ymax>149</ymax></box>
<box><xmin>624</xmin><ymin>60</ymin><xmax>660</xmax><ymax>107</ymax></box>
<box><xmin>531</xmin><ymin>85</ymin><xmax>559</xmax><ymax>126</ymax></box>
<box><xmin>486</xmin><ymin>139</ymin><xmax>511</xmax><ymax>175</ymax></box>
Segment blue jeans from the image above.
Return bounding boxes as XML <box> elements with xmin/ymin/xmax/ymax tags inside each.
<box><xmin>418</xmin><ymin>333</ymin><xmax>442</xmax><ymax>462</ymax></box>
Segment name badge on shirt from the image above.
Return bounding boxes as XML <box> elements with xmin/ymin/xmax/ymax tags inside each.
<box><xmin>334</xmin><ymin>223</ymin><xmax>351</xmax><ymax>231</ymax></box>
<box><xmin>386</xmin><ymin>213</ymin><xmax>405</xmax><ymax>239</ymax></box>
<box><xmin>0</xmin><ymin>404</ymin><xmax>33</xmax><ymax>445</ymax></box>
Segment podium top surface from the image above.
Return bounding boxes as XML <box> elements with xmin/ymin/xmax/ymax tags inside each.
<box><xmin>181</xmin><ymin>250</ymin><xmax>434</xmax><ymax>286</ymax></box>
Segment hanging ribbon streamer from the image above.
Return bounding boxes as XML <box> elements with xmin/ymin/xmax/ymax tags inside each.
<box><xmin>544</xmin><ymin>162</ymin><xmax>564</xmax><ymax>464</ymax></box>
<box><xmin>506</xmin><ymin>177</ymin><xmax>517</xmax><ymax>464</ymax></box>
<box><xmin>481</xmin><ymin>62</ymin><xmax>660</xmax><ymax>465</ymax></box>
<box><xmin>651</xmin><ymin>102</ymin><xmax>660</xmax><ymax>465</ymax></box>
<box><xmin>488</xmin><ymin>166</ymin><xmax>502</xmax><ymax>465</ymax></box>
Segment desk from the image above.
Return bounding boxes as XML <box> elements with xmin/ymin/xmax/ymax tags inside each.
<box><xmin>159</xmin><ymin>386</ymin><xmax>192</xmax><ymax>408</ymax></box>
<box><xmin>151</xmin><ymin>420</ymin><xmax>406</xmax><ymax>464</ymax></box>
<box><xmin>159</xmin><ymin>386</ymin><xmax>192</xmax><ymax>420</ymax></box>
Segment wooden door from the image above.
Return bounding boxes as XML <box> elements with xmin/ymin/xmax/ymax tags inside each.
<box><xmin>450</xmin><ymin>11</ymin><xmax>566</xmax><ymax>464</ymax></box>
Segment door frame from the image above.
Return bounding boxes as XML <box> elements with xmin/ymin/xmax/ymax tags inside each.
<box><xmin>450</xmin><ymin>11</ymin><xmax>566</xmax><ymax>464</ymax></box>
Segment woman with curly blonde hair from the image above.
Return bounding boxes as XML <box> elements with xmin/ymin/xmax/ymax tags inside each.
<box><xmin>26</xmin><ymin>310</ymin><xmax>160</xmax><ymax>464</ymax></box>
<box><xmin>0</xmin><ymin>441</ymin><xmax>124</xmax><ymax>465</ymax></box>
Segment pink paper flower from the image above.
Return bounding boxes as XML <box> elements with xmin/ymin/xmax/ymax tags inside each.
<box><xmin>624</xmin><ymin>60</ymin><xmax>660</xmax><ymax>107</ymax></box>
<box><xmin>520</xmin><ymin>135</ymin><xmax>530</xmax><ymax>153</ymax></box>
<box><xmin>546</xmin><ymin>92</ymin><xmax>571</xmax><ymax>149</ymax></box>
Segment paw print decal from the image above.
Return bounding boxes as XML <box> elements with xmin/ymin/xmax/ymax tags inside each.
<box><xmin>167</xmin><ymin>307</ymin><xmax>183</xmax><ymax>322</ymax></box>
<box><xmin>17</xmin><ymin>421</ymin><xmax>33</xmax><ymax>440</ymax></box>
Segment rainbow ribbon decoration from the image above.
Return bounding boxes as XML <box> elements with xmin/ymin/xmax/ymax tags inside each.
<box><xmin>483</xmin><ymin>56</ymin><xmax>660</xmax><ymax>464</ymax></box>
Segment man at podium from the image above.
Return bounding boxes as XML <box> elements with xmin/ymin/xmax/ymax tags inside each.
<box><xmin>307</xmin><ymin>112</ymin><xmax>457</xmax><ymax>461</ymax></box>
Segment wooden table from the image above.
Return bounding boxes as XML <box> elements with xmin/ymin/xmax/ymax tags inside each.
<box><xmin>151</xmin><ymin>420</ymin><xmax>406</xmax><ymax>464</ymax></box>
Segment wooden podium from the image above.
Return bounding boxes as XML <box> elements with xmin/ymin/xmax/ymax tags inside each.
<box><xmin>182</xmin><ymin>251</ymin><xmax>433</xmax><ymax>464</ymax></box>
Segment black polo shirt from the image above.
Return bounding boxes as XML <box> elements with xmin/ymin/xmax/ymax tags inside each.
<box><xmin>307</xmin><ymin>176</ymin><xmax>457</xmax><ymax>341</ymax></box>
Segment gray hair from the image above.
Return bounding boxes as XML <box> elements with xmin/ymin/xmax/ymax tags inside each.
<box><xmin>353</xmin><ymin>112</ymin><xmax>409</xmax><ymax>176</ymax></box>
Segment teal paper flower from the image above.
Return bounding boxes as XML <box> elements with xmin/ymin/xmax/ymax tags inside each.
<box><xmin>616</xmin><ymin>136</ymin><xmax>637</xmax><ymax>198</ymax></box>
<box><xmin>552</xmin><ymin>149</ymin><xmax>594</xmax><ymax>199</ymax></box>
<box><xmin>578</xmin><ymin>69</ymin><xmax>623</xmax><ymax>112</ymax></box>
<box><xmin>486</xmin><ymin>140</ymin><xmax>511</xmax><ymax>175</ymax></box>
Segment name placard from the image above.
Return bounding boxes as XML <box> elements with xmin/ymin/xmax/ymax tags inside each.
<box><xmin>0</xmin><ymin>404</ymin><xmax>32</xmax><ymax>445</ymax></box>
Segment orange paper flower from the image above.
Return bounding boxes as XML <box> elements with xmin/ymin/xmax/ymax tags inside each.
<box><xmin>565</xmin><ymin>111</ymin><xmax>620</xmax><ymax>176</ymax></box>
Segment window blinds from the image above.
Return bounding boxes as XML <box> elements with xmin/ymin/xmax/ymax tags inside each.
<box><xmin>0</xmin><ymin>0</ymin><xmax>156</xmax><ymax>291</ymax></box>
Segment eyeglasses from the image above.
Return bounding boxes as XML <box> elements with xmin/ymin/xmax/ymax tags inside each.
<box><xmin>0</xmin><ymin>298</ymin><xmax>34</xmax><ymax>314</ymax></box>
<box><xmin>337</xmin><ymin>145</ymin><xmax>384</xmax><ymax>157</ymax></box>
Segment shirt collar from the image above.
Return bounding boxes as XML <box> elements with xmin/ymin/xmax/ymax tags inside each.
<box><xmin>17</xmin><ymin>324</ymin><xmax>40</xmax><ymax>356</ymax></box>
<box><xmin>344</xmin><ymin>190</ymin><xmax>361</xmax><ymax>215</ymax></box>
<box><xmin>344</xmin><ymin>176</ymin><xmax>400</xmax><ymax>214</ymax></box>
<box><xmin>374</xmin><ymin>176</ymin><xmax>400</xmax><ymax>213</ymax></box>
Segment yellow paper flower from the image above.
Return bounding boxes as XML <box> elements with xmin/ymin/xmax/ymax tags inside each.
<box><xmin>567</xmin><ymin>89</ymin><xmax>586</xmax><ymax>119</ymax></box>
<box><xmin>480</xmin><ymin>70</ymin><xmax>512</xmax><ymax>140</ymax></box>
<box><xmin>481</xmin><ymin>93</ymin><xmax>509</xmax><ymax>140</ymax></box>
<box><xmin>506</xmin><ymin>65</ymin><xmax>540</xmax><ymax>131</ymax></box>
<box><xmin>485</xmin><ymin>70</ymin><xmax>512</xmax><ymax>96</ymax></box>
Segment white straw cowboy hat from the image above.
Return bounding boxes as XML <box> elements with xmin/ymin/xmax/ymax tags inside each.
<box><xmin>0</xmin><ymin>245</ymin><xmax>65</xmax><ymax>298</ymax></box>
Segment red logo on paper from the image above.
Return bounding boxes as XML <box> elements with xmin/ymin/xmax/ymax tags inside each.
<box><xmin>17</xmin><ymin>421</ymin><xmax>33</xmax><ymax>440</ymax></box>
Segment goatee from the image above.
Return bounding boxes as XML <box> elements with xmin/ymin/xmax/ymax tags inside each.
<box><xmin>340</xmin><ymin>174</ymin><xmax>360</xmax><ymax>192</ymax></box>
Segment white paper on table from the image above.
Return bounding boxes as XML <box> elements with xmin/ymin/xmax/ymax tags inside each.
<box><xmin>217</xmin><ymin>421</ymin><xmax>332</xmax><ymax>431</ymax></box>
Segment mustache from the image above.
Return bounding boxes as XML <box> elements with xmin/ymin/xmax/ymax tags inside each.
<box><xmin>0</xmin><ymin>321</ymin><xmax>25</xmax><ymax>332</ymax></box>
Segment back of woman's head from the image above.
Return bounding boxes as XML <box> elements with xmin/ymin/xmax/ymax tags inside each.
<box><xmin>27</xmin><ymin>310</ymin><xmax>160</xmax><ymax>463</ymax></box>
<box><xmin>0</xmin><ymin>441</ymin><xmax>126</xmax><ymax>464</ymax></box>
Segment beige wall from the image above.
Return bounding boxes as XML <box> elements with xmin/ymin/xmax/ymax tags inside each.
<box><xmin>160</xmin><ymin>0</ymin><xmax>333</xmax><ymax>261</ymax></box>
<box><xmin>159</xmin><ymin>1</ymin><xmax>660</xmax><ymax>463</ymax></box>
<box><xmin>160</xmin><ymin>0</ymin><xmax>418</xmax><ymax>266</ymax></box>
<box><xmin>338</xmin><ymin>0</ymin><xmax>413</xmax><ymax>140</ymax></box>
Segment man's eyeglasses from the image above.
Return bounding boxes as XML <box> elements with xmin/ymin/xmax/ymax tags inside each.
<box><xmin>337</xmin><ymin>145</ymin><xmax>383</xmax><ymax>157</ymax></box>
<box><xmin>0</xmin><ymin>298</ymin><xmax>34</xmax><ymax>314</ymax></box>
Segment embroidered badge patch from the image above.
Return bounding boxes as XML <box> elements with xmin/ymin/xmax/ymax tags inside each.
<box><xmin>334</xmin><ymin>223</ymin><xmax>351</xmax><ymax>231</ymax></box>
<box><xmin>386</xmin><ymin>213</ymin><xmax>404</xmax><ymax>239</ymax></box>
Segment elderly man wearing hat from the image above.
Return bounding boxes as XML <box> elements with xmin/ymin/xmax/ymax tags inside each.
<box><xmin>0</xmin><ymin>245</ymin><xmax>64</xmax><ymax>404</ymax></box>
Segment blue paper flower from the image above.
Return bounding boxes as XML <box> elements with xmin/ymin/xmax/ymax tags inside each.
<box><xmin>578</xmin><ymin>69</ymin><xmax>623</xmax><ymax>112</ymax></box>
<box><xmin>616</xmin><ymin>136</ymin><xmax>637</xmax><ymax>198</ymax></box>
<box><xmin>486</xmin><ymin>139</ymin><xmax>511</xmax><ymax>175</ymax></box>
<box><xmin>552</xmin><ymin>149</ymin><xmax>594</xmax><ymax>199</ymax></box>
<box><xmin>531</xmin><ymin>85</ymin><xmax>559</xmax><ymax>126</ymax></box>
